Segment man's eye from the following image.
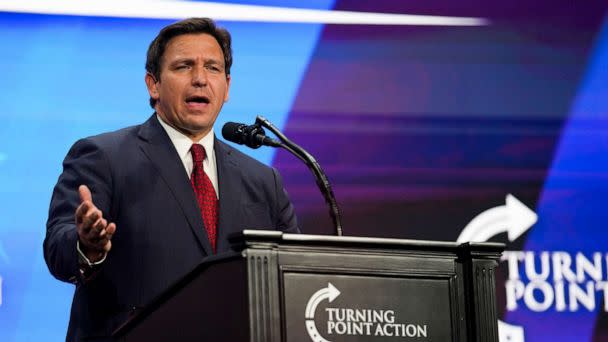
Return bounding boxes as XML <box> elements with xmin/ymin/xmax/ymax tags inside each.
<box><xmin>206</xmin><ymin>65</ymin><xmax>221</xmax><ymax>73</ymax></box>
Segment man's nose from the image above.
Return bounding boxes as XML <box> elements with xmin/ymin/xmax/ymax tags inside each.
<box><xmin>191</xmin><ymin>66</ymin><xmax>208</xmax><ymax>87</ymax></box>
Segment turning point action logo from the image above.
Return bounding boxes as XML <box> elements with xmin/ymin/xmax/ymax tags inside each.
<box><xmin>458</xmin><ymin>194</ymin><xmax>608</xmax><ymax>342</ymax></box>
<box><xmin>304</xmin><ymin>283</ymin><xmax>428</xmax><ymax>342</ymax></box>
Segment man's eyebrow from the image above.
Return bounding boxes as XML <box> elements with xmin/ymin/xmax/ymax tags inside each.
<box><xmin>204</xmin><ymin>58</ymin><xmax>223</xmax><ymax>65</ymax></box>
<box><xmin>169</xmin><ymin>58</ymin><xmax>194</xmax><ymax>66</ymax></box>
<box><xmin>169</xmin><ymin>57</ymin><xmax>223</xmax><ymax>66</ymax></box>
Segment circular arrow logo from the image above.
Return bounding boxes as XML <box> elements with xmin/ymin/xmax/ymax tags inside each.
<box><xmin>457</xmin><ymin>193</ymin><xmax>537</xmax><ymax>342</ymax></box>
<box><xmin>457</xmin><ymin>194</ymin><xmax>537</xmax><ymax>244</ymax></box>
<box><xmin>305</xmin><ymin>283</ymin><xmax>341</xmax><ymax>342</ymax></box>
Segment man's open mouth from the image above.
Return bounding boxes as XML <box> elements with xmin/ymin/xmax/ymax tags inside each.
<box><xmin>186</xmin><ymin>95</ymin><xmax>210</xmax><ymax>104</ymax></box>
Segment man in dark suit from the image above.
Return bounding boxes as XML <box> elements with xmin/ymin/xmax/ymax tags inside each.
<box><xmin>44</xmin><ymin>17</ymin><xmax>299</xmax><ymax>341</ymax></box>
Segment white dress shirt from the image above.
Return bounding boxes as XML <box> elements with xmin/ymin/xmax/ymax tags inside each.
<box><xmin>156</xmin><ymin>115</ymin><xmax>219</xmax><ymax>198</ymax></box>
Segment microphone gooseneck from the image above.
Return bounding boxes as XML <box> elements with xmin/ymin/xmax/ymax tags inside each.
<box><xmin>221</xmin><ymin>118</ymin><xmax>343</xmax><ymax>236</ymax></box>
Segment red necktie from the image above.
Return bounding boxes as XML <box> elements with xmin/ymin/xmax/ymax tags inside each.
<box><xmin>190</xmin><ymin>144</ymin><xmax>218</xmax><ymax>253</ymax></box>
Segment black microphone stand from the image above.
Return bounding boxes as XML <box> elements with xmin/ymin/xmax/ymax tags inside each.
<box><xmin>255</xmin><ymin>116</ymin><xmax>343</xmax><ymax>236</ymax></box>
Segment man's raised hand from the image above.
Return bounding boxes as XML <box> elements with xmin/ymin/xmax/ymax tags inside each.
<box><xmin>75</xmin><ymin>185</ymin><xmax>116</xmax><ymax>263</ymax></box>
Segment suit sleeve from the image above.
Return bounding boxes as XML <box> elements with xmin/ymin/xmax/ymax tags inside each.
<box><xmin>44</xmin><ymin>138</ymin><xmax>114</xmax><ymax>284</ymax></box>
<box><xmin>271</xmin><ymin>167</ymin><xmax>300</xmax><ymax>233</ymax></box>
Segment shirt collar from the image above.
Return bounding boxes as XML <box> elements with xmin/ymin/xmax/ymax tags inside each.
<box><xmin>156</xmin><ymin>114</ymin><xmax>215</xmax><ymax>161</ymax></box>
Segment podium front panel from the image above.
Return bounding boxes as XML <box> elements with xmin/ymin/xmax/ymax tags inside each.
<box><xmin>283</xmin><ymin>272</ymin><xmax>455</xmax><ymax>342</ymax></box>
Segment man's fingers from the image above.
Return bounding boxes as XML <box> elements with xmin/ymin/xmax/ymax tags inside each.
<box><xmin>75</xmin><ymin>186</ymin><xmax>99</xmax><ymax>231</ymax></box>
<box><xmin>75</xmin><ymin>189</ymin><xmax>116</xmax><ymax>255</ymax></box>
<box><xmin>87</xmin><ymin>232</ymin><xmax>112</xmax><ymax>254</ymax></box>
<box><xmin>82</xmin><ymin>221</ymin><xmax>115</xmax><ymax>247</ymax></box>
<box><xmin>91</xmin><ymin>217</ymin><xmax>107</xmax><ymax>233</ymax></box>
<box><xmin>98</xmin><ymin>222</ymin><xmax>116</xmax><ymax>242</ymax></box>
<box><xmin>78</xmin><ymin>185</ymin><xmax>93</xmax><ymax>203</ymax></box>
<box><xmin>97</xmin><ymin>222</ymin><xmax>109</xmax><ymax>239</ymax></box>
<box><xmin>106</xmin><ymin>223</ymin><xmax>116</xmax><ymax>236</ymax></box>
<box><xmin>104</xmin><ymin>223</ymin><xmax>117</xmax><ymax>243</ymax></box>
<box><xmin>102</xmin><ymin>240</ymin><xmax>112</xmax><ymax>253</ymax></box>
<box><xmin>81</xmin><ymin>209</ymin><xmax>101</xmax><ymax>231</ymax></box>
<box><xmin>84</xmin><ymin>217</ymin><xmax>106</xmax><ymax>242</ymax></box>
<box><xmin>75</xmin><ymin>201</ymin><xmax>91</xmax><ymax>225</ymax></box>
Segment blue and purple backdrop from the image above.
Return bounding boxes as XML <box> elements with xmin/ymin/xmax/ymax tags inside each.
<box><xmin>0</xmin><ymin>1</ymin><xmax>607</xmax><ymax>341</ymax></box>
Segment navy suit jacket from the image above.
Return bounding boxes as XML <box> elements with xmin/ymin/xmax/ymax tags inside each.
<box><xmin>44</xmin><ymin>115</ymin><xmax>299</xmax><ymax>340</ymax></box>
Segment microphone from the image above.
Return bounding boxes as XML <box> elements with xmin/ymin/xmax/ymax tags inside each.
<box><xmin>228</xmin><ymin>116</ymin><xmax>343</xmax><ymax>236</ymax></box>
<box><xmin>222</xmin><ymin>122</ymin><xmax>281</xmax><ymax>149</ymax></box>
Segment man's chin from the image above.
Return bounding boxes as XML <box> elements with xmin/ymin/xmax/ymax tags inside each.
<box><xmin>182</xmin><ymin>123</ymin><xmax>214</xmax><ymax>139</ymax></box>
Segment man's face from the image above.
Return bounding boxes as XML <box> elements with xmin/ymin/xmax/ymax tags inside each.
<box><xmin>146</xmin><ymin>33</ymin><xmax>231</xmax><ymax>141</ymax></box>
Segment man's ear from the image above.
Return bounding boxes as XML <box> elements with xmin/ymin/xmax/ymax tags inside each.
<box><xmin>224</xmin><ymin>74</ymin><xmax>231</xmax><ymax>103</ymax></box>
<box><xmin>145</xmin><ymin>72</ymin><xmax>160</xmax><ymax>101</ymax></box>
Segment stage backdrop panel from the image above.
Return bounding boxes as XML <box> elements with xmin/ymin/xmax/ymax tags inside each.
<box><xmin>0</xmin><ymin>1</ymin><xmax>606</xmax><ymax>341</ymax></box>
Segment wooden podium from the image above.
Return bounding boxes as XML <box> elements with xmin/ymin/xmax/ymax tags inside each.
<box><xmin>114</xmin><ymin>230</ymin><xmax>504</xmax><ymax>341</ymax></box>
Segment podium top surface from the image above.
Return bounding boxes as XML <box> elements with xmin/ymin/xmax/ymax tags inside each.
<box><xmin>231</xmin><ymin>230</ymin><xmax>504</xmax><ymax>254</ymax></box>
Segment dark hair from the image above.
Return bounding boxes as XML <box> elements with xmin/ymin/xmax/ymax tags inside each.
<box><xmin>145</xmin><ymin>17</ymin><xmax>232</xmax><ymax>108</ymax></box>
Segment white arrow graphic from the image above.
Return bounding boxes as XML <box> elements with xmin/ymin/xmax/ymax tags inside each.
<box><xmin>305</xmin><ymin>283</ymin><xmax>340</xmax><ymax>342</ymax></box>
<box><xmin>457</xmin><ymin>194</ymin><xmax>536</xmax><ymax>342</ymax></box>
<box><xmin>457</xmin><ymin>194</ymin><xmax>537</xmax><ymax>243</ymax></box>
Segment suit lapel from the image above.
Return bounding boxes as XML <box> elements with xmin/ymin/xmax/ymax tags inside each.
<box><xmin>215</xmin><ymin>139</ymin><xmax>243</xmax><ymax>252</ymax></box>
<box><xmin>137</xmin><ymin>115</ymin><xmax>214</xmax><ymax>256</ymax></box>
